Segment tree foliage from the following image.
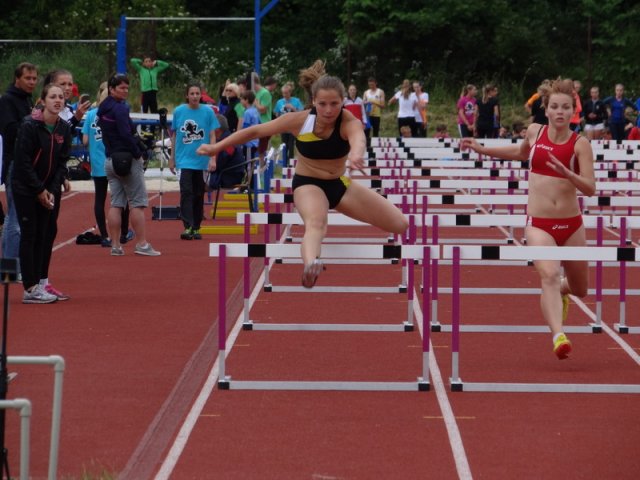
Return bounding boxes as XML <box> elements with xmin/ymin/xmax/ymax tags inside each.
<box><xmin>1</xmin><ymin>0</ymin><xmax>640</xmax><ymax>97</ymax></box>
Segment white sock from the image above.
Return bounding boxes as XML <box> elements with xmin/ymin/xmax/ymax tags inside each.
<box><xmin>39</xmin><ymin>278</ymin><xmax>49</xmax><ymax>286</ymax></box>
<box><xmin>552</xmin><ymin>333</ymin><xmax>565</xmax><ymax>344</ymax></box>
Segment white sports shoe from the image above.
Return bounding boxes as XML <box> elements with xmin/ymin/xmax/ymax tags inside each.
<box><xmin>23</xmin><ymin>284</ymin><xmax>58</xmax><ymax>304</ymax></box>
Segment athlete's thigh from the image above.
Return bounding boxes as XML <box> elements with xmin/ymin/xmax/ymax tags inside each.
<box><xmin>562</xmin><ymin>224</ymin><xmax>588</xmax><ymax>294</ymax></box>
<box><xmin>525</xmin><ymin>225</ymin><xmax>562</xmax><ymax>278</ymax></box>
<box><xmin>293</xmin><ymin>184</ymin><xmax>330</xmax><ymax>221</ymax></box>
<box><xmin>336</xmin><ymin>181</ymin><xmax>405</xmax><ymax>232</ymax></box>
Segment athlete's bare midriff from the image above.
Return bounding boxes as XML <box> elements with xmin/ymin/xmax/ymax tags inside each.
<box><xmin>294</xmin><ymin>155</ymin><xmax>348</xmax><ymax>179</ymax></box>
<box><xmin>527</xmin><ymin>172</ymin><xmax>581</xmax><ymax>218</ymax></box>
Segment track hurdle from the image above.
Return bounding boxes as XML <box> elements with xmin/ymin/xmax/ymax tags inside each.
<box><xmin>608</xmin><ymin>217</ymin><xmax>640</xmax><ymax>334</ymax></box>
<box><xmin>0</xmin><ymin>399</ymin><xmax>31</xmax><ymax>480</ymax></box>
<box><xmin>6</xmin><ymin>355</ymin><xmax>65</xmax><ymax>480</ymax></box>
<box><xmin>442</xmin><ymin>245</ymin><xmax>640</xmax><ymax>393</ymax></box>
<box><xmin>210</xmin><ymin>243</ymin><xmax>437</xmax><ymax>391</ymax></box>
<box><xmin>236</xmin><ymin>212</ymin><xmax>408</xmax><ymax>293</ymax></box>
<box><xmin>211</xmin><ymin>241</ymin><xmax>429</xmax><ymax>332</ymax></box>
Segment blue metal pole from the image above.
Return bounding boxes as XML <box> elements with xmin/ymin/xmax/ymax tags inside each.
<box><xmin>254</xmin><ymin>0</ymin><xmax>279</xmax><ymax>75</ymax></box>
<box><xmin>116</xmin><ymin>15</ymin><xmax>127</xmax><ymax>74</ymax></box>
<box><xmin>254</xmin><ymin>0</ymin><xmax>261</xmax><ymax>74</ymax></box>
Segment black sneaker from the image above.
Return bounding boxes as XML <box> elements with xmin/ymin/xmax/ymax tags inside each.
<box><xmin>180</xmin><ymin>228</ymin><xmax>194</xmax><ymax>240</ymax></box>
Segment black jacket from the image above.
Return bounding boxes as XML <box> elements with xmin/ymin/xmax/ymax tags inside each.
<box><xmin>97</xmin><ymin>95</ymin><xmax>144</xmax><ymax>158</ymax></box>
<box><xmin>0</xmin><ymin>84</ymin><xmax>34</xmax><ymax>183</ymax></box>
<box><xmin>11</xmin><ymin>115</ymin><xmax>70</xmax><ymax>197</ymax></box>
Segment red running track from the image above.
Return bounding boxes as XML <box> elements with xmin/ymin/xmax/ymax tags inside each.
<box><xmin>2</xmin><ymin>189</ymin><xmax>640</xmax><ymax>479</ymax></box>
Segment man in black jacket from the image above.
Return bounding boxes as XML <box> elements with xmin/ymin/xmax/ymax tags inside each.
<box><xmin>0</xmin><ymin>62</ymin><xmax>38</xmax><ymax>260</ymax></box>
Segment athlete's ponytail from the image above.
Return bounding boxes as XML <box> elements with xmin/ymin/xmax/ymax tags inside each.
<box><xmin>298</xmin><ymin>60</ymin><xmax>345</xmax><ymax>108</ymax></box>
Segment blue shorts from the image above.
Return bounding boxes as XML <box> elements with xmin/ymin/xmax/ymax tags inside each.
<box><xmin>292</xmin><ymin>174</ymin><xmax>351</xmax><ymax>209</ymax></box>
<box><xmin>105</xmin><ymin>157</ymin><xmax>149</xmax><ymax>209</ymax></box>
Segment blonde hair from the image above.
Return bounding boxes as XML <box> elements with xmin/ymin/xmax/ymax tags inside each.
<box><xmin>299</xmin><ymin>60</ymin><xmax>345</xmax><ymax>108</ymax></box>
<box><xmin>540</xmin><ymin>77</ymin><xmax>576</xmax><ymax>109</ymax></box>
<box><xmin>96</xmin><ymin>81</ymin><xmax>108</xmax><ymax>106</ymax></box>
<box><xmin>400</xmin><ymin>79</ymin><xmax>411</xmax><ymax>99</ymax></box>
<box><xmin>482</xmin><ymin>83</ymin><xmax>497</xmax><ymax>103</ymax></box>
<box><xmin>461</xmin><ymin>84</ymin><xmax>476</xmax><ymax>97</ymax></box>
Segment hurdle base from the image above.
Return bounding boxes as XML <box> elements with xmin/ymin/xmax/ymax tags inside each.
<box><xmin>450</xmin><ymin>378</ymin><xmax>464</xmax><ymax>392</ymax></box>
<box><xmin>430</xmin><ymin>323</ymin><xmax>442</xmax><ymax>332</ymax></box>
<box><xmin>218</xmin><ymin>376</ymin><xmax>231</xmax><ymax>390</ymax></box>
<box><xmin>403</xmin><ymin>322</ymin><xmax>414</xmax><ymax>332</ymax></box>
<box><xmin>275</xmin><ymin>258</ymin><xmax>283</xmax><ymax>264</ymax></box>
<box><xmin>391</xmin><ymin>259</ymin><xmax>399</xmax><ymax>265</ymax></box>
<box><xmin>263</xmin><ymin>284</ymin><xmax>273</xmax><ymax>292</ymax></box>
<box><xmin>614</xmin><ymin>323</ymin><xmax>629</xmax><ymax>334</ymax></box>
<box><xmin>417</xmin><ymin>377</ymin><xmax>430</xmax><ymax>391</ymax></box>
<box><xmin>242</xmin><ymin>321</ymin><xmax>254</xmax><ymax>331</ymax></box>
<box><xmin>398</xmin><ymin>284</ymin><xmax>407</xmax><ymax>293</ymax></box>
<box><xmin>590</xmin><ymin>323</ymin><xmax>603</xmax><ymax>333</ymax></box>
<box><xmin>285</xmin><ymin>236</ymin><xmax>293</xmax><ymax>243</ymax></box>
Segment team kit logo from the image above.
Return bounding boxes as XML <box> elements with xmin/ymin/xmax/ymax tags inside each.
<box><xmin>91</xmin><ymin>120</ymin><xmax>102</xmax><ymax>141</ymax></box>
<box><xmin>180</xmin><ymin>120</ymin><xmax>204</xmax><ymax>144</ymax></box>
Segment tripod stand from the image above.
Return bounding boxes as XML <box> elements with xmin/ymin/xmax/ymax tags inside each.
<box><xmin>156</xmin><ymin>108</ymin><xmax>171</xmax><ymax>220</ymax></box>
<box><xmin>0</xmin><ymin>258</ymin><xmax>19</xmax><ymax>479</ymax></box>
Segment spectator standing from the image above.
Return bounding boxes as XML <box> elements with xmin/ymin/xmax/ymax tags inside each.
<box><xmin>413</xmin><ymin>81</ymin><xmax>429</xmax><ymax>137</ymax></box>
<box><xmin>0</xmin><ymin>62</ymin><xmax>38</xmax><ymax>264</ymax></box>
<box><xmin>343</xmin><ymin>83</ymin><xmax>367</xmax><ymax>127</ymax></box>
<box><xmin>603</xmin><ymin>83</ymin><xmax>636</xmax><ymax>142</ymax></box>
<box><xmin>570</xmin><ymin>80</ymin><xmax>583</xmax><ymax>132</ymax></box>
<box><xmin>252</xmin><ymin>74</ymin><xmax>276</xmax><ymax>166</ymax></box>
<box><xmin>388</xmin><ymin>79</ymin><xmax>417</xmax><ymax>137</ymax></box>
<box><xmin>220</xmin><ymin>82</ymin><xmax>241</xmax><ymax>133</ymax></box>
<box><xmin>475</xmin><ymin>84</ymin><xmax>500</xmax><ymax>138</ymax></box>
<box><xmin>12</xmin><ymin>84</ymin><xmax>70</xmax><ymax>304</ymax></box>
<box><xmin>82</xmin><ymin>82</ymin><xmax>133</xmax><ymax>247</ymax></box>
<box><xmin>239</xmin><ymin>90</ymin><xmax>261</xmax><ymax>160</ymax></box>
<box><xmin>457</xmin><ymin>84</ymin><xmax>477</xmax><ymax>138</ymax></box>
<box><xmin>363</xmin><ymin>77</ymin><xmax>385</xmax><ymax>139</ymax></box>
<box><xmin>130</xmin><ymin>55</ymin><xmax>170</xmax><ymax>113</ymax></box>
<box><xmin>583</xmin><ymin>86</ymin><xmax>607</xmax><ymax>140</ymax></box>
<box><xmin>39</xmin><ymin>69</ymin><xmax>92</xmax><ymax>300</ymax></box>
<box><xmin>169</xmin><ymin>82</ymin><xmax>219</xmax><ymax>240</ymax></box>
<box><xmin>274</xmin><ymin>81</ymin><xmax>304</xmax><ymax>163</ymax></box>
<box><xmin>98</xmin><ymin>73</ymin><xmax>160</xmax><ymax>257</ymax></box>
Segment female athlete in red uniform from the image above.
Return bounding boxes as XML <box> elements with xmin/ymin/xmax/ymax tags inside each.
<box><xmin>462</xmin><ymin>78</ymin><xmax>595</xmax><ymax>359</ymax></box>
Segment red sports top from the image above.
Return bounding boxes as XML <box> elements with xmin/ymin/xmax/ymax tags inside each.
<box><xmin>529</xmin><ymin>125</ymin><xmax>580</xmax><ymax>178</ymax></box>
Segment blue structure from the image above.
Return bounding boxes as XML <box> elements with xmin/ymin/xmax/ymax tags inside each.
<box><xmin>116</xmin><ymin>1</ymin><xmax>279</xmax><ymax>75</ymax></box>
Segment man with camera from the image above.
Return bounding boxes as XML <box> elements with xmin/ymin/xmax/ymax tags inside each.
<box><xmin>97</xmin><ymin>73</ymin><xmax>161</xmax><ymax>257</ymax></box>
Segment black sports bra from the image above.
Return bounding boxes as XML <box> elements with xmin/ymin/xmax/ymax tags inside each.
<box><xmin>295</xmin><ymin>107</ymin><xmax>350</xmax><ymax>160</ymax></box>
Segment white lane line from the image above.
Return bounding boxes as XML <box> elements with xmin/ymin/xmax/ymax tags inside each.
<box><xmin>154</xmin><ymin>260</ymin><xmax>267</xmax><ymax>480</ymax></box>
<box><xmin>413</xmin><ymin>298</ymin><xmax>473</xmax><ymax>480</ymax></box>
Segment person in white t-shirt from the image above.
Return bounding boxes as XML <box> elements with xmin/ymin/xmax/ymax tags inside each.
<box><xmin>413</xmin><ymin>81</ymin><xmax>429</xmax><ymax>137</ymax></box>
<box><xmin>388</xmin><ymin>79</ymin><xmax>417</xmax><ymax>137</ymax></box>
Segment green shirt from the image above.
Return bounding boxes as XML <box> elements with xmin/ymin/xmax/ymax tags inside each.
<box><xmin>255</xmin><ymin>87</ymin><xmax>272</xmax><ymax>123</ymax></box>
<box><xmin>130</xmin><ymin>58</ymin><xmax>170</xmax><ymax>92</ymax></box>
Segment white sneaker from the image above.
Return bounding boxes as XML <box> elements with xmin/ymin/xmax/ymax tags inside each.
<box><xmin>134</xmin><ymin>242</ymin><xmax>161</xmax><ymax>256</ymax></box>
<box><xmin>23</xmin><ymin>284</ymin><xmax>58</xmax><ymax>304</ymax></box>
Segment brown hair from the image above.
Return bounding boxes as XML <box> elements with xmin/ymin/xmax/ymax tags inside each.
<box><xmin>539</xmin><ymin>77</ymin><xmax>576</xmax><ymax>109</ymax></box>
<box><xmin>14</xmin><ymin>62</ymin><xmax>37</xmax><ymax>80</ymax></box>
<box><xmin>298</xmin><ymin>60</ymin><xmax>346</xmax><ymax>108</ymax></box>
<box><xmin>241</xmin><ymin>90</ymin><xmax>256</xmax><ymax>104</ymax></box>
<box><xmin>40</xmin><ymin>83</ymin><xmax>63</xmax><ymax>102</ymax></box>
